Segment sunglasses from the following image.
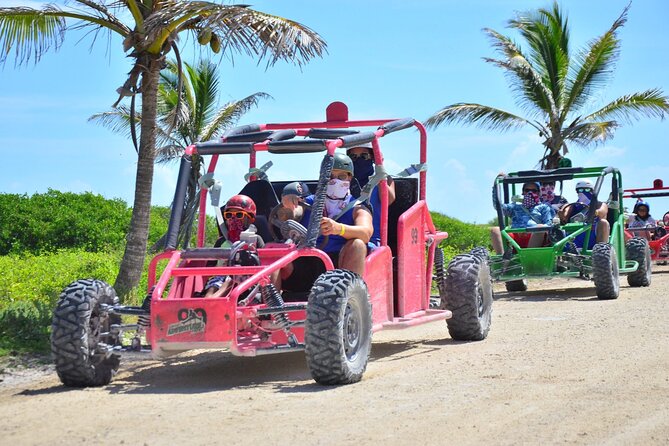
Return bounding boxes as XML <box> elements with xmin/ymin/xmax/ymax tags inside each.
<box><xmin>330</xmin><ymin>173</ymin><xmax>351</xmax><ymax>181</ymax></box>
<box><xmin>522</xmin><ymin>188</ymin><xmax>539</xmax><ymax>193</ymax></box>
<box><xmin>575</xmin><ymin>187</ymin><xmax>593</xmax><ymax>193</ymax></box>
<box><xmin>224</xmin><ymin>210</ymin><xmax>252</xmax><ymax>220</ymax></box>
<box><xmin>348</xmin><ymin>152</ymin><xmax>372</xmax><ymax>161</ymax></box>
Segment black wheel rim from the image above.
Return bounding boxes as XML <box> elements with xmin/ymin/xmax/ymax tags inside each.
<box><xmin>343</xmin><ymin>301</ymin><xmax>361</xmax><ymax>360</ymax></box>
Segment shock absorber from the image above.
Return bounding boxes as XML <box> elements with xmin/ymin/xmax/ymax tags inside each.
<box><xmin>260</xmin><ymin>283</ymin><xmax>298</xmax><ymax>346</ymax></box>
<box><xmin>137</xmin><ymin>288</ymin><xmax>152</xmax><ymax>329</ymax></box>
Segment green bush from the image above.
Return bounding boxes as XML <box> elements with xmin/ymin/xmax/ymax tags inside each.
<box><xmin>430</xmin><ymin>212</ymin><xmax>492</xmax><ymax>260</ymax></box>
<box><xmin>0</xmin><ymin>300</ymin><xmax>52</xmax><ymax>352</ymax></box>
<box><xmin>0</xmin><ymin>190</ymin><xmax>172</xmax><ymax>256</ymax></box>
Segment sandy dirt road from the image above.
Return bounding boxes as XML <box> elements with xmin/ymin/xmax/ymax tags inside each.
<box><xmin>2</xmin><ymin>266</ymin><xmax>668</xmax><ymax>445</ymax></box>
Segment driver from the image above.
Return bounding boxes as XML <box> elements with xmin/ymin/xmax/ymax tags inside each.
<box><xmin>627</xmin><ymin>200</ymin><xmax>656</xmax><ymax>240</ymax></box>
<box><xmin>558</xmin><ymin>180</ymin><xmax>610</xmax><ymax>248</ymax></box>
<box><xmin>276</xmin><ymin>153</ymin><xmax>373</xmax><ymax>290</ymax></box>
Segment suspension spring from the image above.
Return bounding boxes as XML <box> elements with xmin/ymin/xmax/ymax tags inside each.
<box><xmin>260</xmin><ymin>283</ymin><xmax>291</xmax><ymax>330</ymax></box>
<box><xmin>137</xmin><ymin>288</ymin><xmax>152</xmax><ymax>329</ymax></box>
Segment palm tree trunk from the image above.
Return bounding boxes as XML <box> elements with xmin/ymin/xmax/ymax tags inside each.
<box><xmin>114</xmin><ymin>56</ymin><xmax>161</xmax><ymax>297</ymax></box>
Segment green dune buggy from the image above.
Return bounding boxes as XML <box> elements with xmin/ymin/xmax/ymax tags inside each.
<box><xmin>489</xmin><ymin>166</ymin><xmax>651</xmax><ymax>299</ymax></box>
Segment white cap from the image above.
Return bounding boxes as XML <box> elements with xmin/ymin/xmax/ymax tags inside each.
<box><xmin>575</xmin><ymin>179</ymin><xmax>594</xmax><ymax>189</ymax></box>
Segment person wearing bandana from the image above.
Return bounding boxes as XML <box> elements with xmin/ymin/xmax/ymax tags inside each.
<box><xmin>347</xmin><ymin>143</ymin><xmax>396</xmax><ymax>249</ymax></box>
<box><xmin>626</xmin><ymin>200</ymin><xmax>656</xmax><ymax>241</ymax></box>
<box><xmin>558</xmin><ymin>179</ymin><xmax>610</xmax><ymax>249</ymax></box>
<box><xmin>490</xmin><ymin>180</ymin><xmax>553</xmax><ymax>254</ymax></box>
<box><xmin>540</xmin><ymin>180</ymin><xmax>568</xmax><ymax>213</ymax></box>
<box><xmin>204</xmin><ymin>194</ymin><xmax>260</xmax><ymax>297</ymax></box>
<box><xmin>276</xmin><ymin>153</ymin><xmax>374</xmax><ymax>292</ymax></box>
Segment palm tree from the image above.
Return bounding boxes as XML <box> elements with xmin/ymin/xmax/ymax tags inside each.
<box><xmin>90</xmin><ymin>58</ymin><xmax>271</xmax><ymax>249</ymax></box>
<box><xmin>0</xmin><ymin>2</ymin><xmax>326</xmax><ymax>296</ymax></box>
<box><xmin>426</xmin><ymin>2</ymin><xmax>669</xmax><ymax>169</ymax></box>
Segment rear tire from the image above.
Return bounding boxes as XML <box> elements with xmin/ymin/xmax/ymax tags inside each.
<box><xmin>592</xmin><ymin>243</ymin><xmax>620</xmax><ymax>300</ymax></box>
<box><xmin>51</xmin><ymin>279</ymin><xmax>121</xmax><ymax>387</ymax></box>
<box><xmin>505</xmin><ymin>279</ymin><xmax>528</xmax><ymax>292</ymax></box>
<box><xmin>626</xmin><ymin>237</ymin><xmax>652</xmax><ymax>287</ymax></box>
<box><xmin>442</xmin><ymin>254</ymin><xmax>493</xmax><ymax>340</ymax></box>
<box><xmin>305</xmin><ymin>270</ymin><xmax>372</xmax><ymax>385</ymax></box>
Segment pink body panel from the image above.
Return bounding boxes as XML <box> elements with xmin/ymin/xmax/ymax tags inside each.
<box><xmin>363</xmin><ymin>246</ymin><xmax>394</xmax><ymax>325</ymax></box>
<box><xmin>396</xmin><ymin>201</ymin><xmax>428</xmax><ymax>317</ymax></box>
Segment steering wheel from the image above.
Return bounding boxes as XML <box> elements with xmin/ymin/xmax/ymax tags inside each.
<box><xmin>278</xmin><ymin>219</ymin><xmax>308</xmax><ymax>245</ymax></box>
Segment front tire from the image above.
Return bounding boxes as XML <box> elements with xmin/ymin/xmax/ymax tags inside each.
<box><xmin>305</xmin><ymin>270</ymin><xmax>372</xmax><ymax>385</ymax></box>
<box><xmin>442</xmin><ymin>254</ymin><xmax>493</xmax><ymax>340</ymax></box>
<box><xmin>626</xmin><ymin>237</ymin><xmax>652</xmax><ymax>287</ymax></box>
<box><xmin>51</xmin><ymin>279</ymin><xmax>121</xmax><ymax>387</ymax></box>
<box><xmin>592</xmin><ymin>243</ymin><xmax>620</xmax><ymax>300</ymax></box>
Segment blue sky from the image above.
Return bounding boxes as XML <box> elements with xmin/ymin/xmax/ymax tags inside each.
<box><xmin>1</xmin><ymin>0</ymin><xmax>667</xmax><ymax>223</ymax></box>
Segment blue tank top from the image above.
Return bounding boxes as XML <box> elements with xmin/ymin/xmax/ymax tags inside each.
<box><xmin>303</xmin><ymin>195</ymin><xmax>357</xmax><ymax>253</ymax></box>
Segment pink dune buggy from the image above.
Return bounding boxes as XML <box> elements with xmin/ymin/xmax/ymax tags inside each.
<box><xmin>51</xmin><ymin>102</ymin><xmax>493</xmax><ymax>387</ymax></box>
<box><xmin>623</xmin><ymin>179</ymin><xmax>669</xmax><ymax>265</ymax></box>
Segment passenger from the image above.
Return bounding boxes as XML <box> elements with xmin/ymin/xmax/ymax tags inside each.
<box><xmin>558</xmin><ymin>180</ymin><xmax>610</xmax><ymax>248</ymax></box>
<box><xmin>540</xmin><ymin>180</ymin><xmax>568</xmax><ymax>213</ymax></box>
<box><xmin>204</xmin><ymin>194</ymin><xmax>260</xmax><ymax>297</ymax></box>
<box><xmin>273</xmin><ymin>181</ymin><xmax>311</xmax><ymax>227</ymax></box>
<box><xmin>491</xmin><ymin>179</ymin><xmax>553</xmax><ymax>254</ymax></box>
<box><xmin>347</xmin><ymin>143</ymin><xmax>396</xmax><ymax>248</ymax></box>
<box><xmin>627</xmin><ymin>200</ymin><xmax>656</xmax><ymax>240</ymax></box>
<box><xmin>275</xmin><ymin>153</ymin><xmax>374</xmax><ymax>289</ymax></box>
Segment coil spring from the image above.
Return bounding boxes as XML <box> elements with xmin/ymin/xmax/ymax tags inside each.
<box><xmin>260</xmin><ymin>283</ymin><xmax>291</xmax><ymax>329</ymax></box>
<box><xmin>138</xmin><ymin>288</ymin><xmax>152</xmax><ymax>329</ymax></box>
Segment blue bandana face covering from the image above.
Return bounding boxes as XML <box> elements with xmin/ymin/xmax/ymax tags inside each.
<box><xmin>578</xmin><ymin>191</ymin><xmax>593</xmax><ymax>205</ymax></box>
<box><xmin>353</xmin><ymin>159</ymin><xmax>374</xmax><ymax>187</ymax></box>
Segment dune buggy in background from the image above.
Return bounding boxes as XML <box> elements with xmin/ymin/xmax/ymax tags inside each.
<box><xmin>489</xmin><ymin>166</ymin><xmax>652</xmax><ymax>299</ymax></box>
<box><xmin>51</xmin><ymin>101</ymin><xmax>493</xmax><ymax>387</ymax></box>
<box><xmin>624</xmin><ymin>178</ymin><xmax>669</xmax><ymax>265</ymax></box>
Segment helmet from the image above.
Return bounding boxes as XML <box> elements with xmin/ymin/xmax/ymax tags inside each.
<box><xmin>633</xmin><ymin>200</ymin><xmax>650</xmax><ymax>214</ymax></box>
<box><xmin>575</xmin><ymin>180</ymin><xmax>594</xmax><ymax>190</ymax></box>
<box><xmin>224</xmin><ymin>194</ymin><xmax>256</xmax><ymax>219</ymax></box>
<box><xmin>332</xmin><ymin>152</ymin><xmax>353</xmax><ymax>174</ymax></box>
<box><xmin>281</xmin><ymin>181</ymin><xmax>310</xmax><ymax>199</ymax></box>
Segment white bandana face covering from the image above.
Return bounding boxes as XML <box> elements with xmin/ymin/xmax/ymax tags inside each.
<box><xmin>325</xmin><ymin>197</ymin><xmax>347</xmax><ymax>218</ymax></box>
<box><xmin>326</xmin><ymin>178</ymin><xmax>350</xmax><ymax>199</ymax></box>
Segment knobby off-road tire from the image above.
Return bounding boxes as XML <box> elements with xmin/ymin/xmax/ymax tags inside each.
<box><xmin>626</xmin><ymin>237</ymin><xmax>652</xmax><ymax>287</ymax></box>
<box><xmin>592</xmin><ymin>243</ymin><xmax>620</xmax><ymax>300</ymax></box>
<box><xmin>51</xmin><ymin>279</ymin><xmax>121</xmax><ymax>387</ymax></box>
<box><xmin>442</xmin><ymin>254</ymin><xmax>493</xmax><ymax>340</ymax></box>
<box><xmin>505</xmin><ymin>279</ymin><xmax>528</xmax><ymax>292</ymax></box>
<box><xmin>305</xmin><ymin>269</ymin><xmax>372</xmax><ymax>385</ymax></box>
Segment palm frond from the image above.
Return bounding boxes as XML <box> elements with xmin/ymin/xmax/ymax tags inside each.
<box><xmin>507</xmin><ymin>2</ymin><xmax>570</xmax><ymax>110</ymax></box>
<box><xmin>563</xmin><ymin>4</ymin><xmax>628</xmax><ymax>116</ymax></box>
<box><xmin>562</xmin><ymin>121</ymin><xmax>618</xmax><ymax>147</ymax></box>
<box><xmin>145</xmin><ymin>4</ymin><xmax>326</xmax><ymax>67</ymax></box>
<box><xmin>483</xmin><ymin>29</ymin><xmax>557</xmax><ymax>119</ymax></box>
<box><xmin>156</xmin><ymin>143</ymin><xmax>187</xmax><ymax>164</ymax></box>
<box><xmin>201</xmin><ymin>92</ymin><xmax>272</xmax><ymax>141</ymax></box>
<box><xmin>0</xmin><ymin>6</ymin><xmax>66</xmax><ymax>66</ymax></box>
<box><xmin>582</xmin><ymin>89</ymin><xmax>669</xmax><ymax>124</ymax></box>
<box><xmin>88</xmin><ymin>106</ymin><xmax>139</xmax><ymax>139</ymax></box>
<box><xmin>425</xmin><ymin>103</ymin><xmax>540</xmax><ymax>133</ymax></box>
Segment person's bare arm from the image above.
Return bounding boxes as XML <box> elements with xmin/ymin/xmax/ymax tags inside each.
<box><xmin>596</xmin><ymin>202</ymin><xmax>609</xmax><ymax>220</ymax></box>
<box><xmin>320</xmin><ymin>207</ymin><xmax>373</xmax><ymax>243</ymax></box>
<box><xmin>387</xmin><ymin>177</ymin><xmax>396</xmax><ymax>205</ymax></box>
